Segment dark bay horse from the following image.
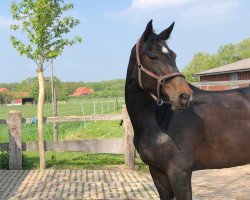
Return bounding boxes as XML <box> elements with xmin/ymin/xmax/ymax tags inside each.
<box><xmin>125</xmin><ymin>20</ymin><xmax>250</xmax><ymax>200</ymax></box>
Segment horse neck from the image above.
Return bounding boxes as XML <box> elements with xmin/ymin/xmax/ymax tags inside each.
<box><xmin>125</xmin><ymin>46</ymin><xmax>173</xmax><ymax>137</ymax></box>
<box><xmin>125</xmin><ymin>45</ymin><xmax>153</xmax><ymax>116</ymax></box>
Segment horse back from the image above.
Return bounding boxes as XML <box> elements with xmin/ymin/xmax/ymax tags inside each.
<box><xmin>169</xmin><ymin>87</ymin><xmax>250</xmax><ymax>169</ymax></box>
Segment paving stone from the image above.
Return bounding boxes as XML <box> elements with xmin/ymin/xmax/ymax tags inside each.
<box><xmin>0</xmin><ymin>165</ymin><xmax>249</xmax><ymax>200</ymax></box>
<box><xmin>0</xmin><ymin>169</ymin><xmax>157</xmax><ymax>200</ymax></box>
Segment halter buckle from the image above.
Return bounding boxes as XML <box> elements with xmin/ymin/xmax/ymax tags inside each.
<box><xmin>157</xmin><ymin>99</ymin><xmax>164</xmax><ymax>106</ymax></box>
<box><xmin>138</xmin><ymin>64</ymin><xmax>142</xmax><ymax>70</ymax></box>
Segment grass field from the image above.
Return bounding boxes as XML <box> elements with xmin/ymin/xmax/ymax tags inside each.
<box><xmin>0</xmin><ymin>98</ymin><xmax>124</xmax><ymax>119</ymax></box>
<box><xmin>0</xmin><ymin>121</ymin><xmax>124</xmax><ymax>143</ymax></box>
<box><xmin>0</xmin><ymin>98</ymin><xmax>125</xmax><ymax>142</ymax></box>
<box><xmin>0</xmin><ymin>98</ymin><xmax>148</xmax><ymax>171</ymax></box>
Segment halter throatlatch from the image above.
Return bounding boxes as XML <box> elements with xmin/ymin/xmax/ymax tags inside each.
<box><xmin>136</xmin><ymin>39</ymin><xmax>185</xmax><ymax>106</ymax></box>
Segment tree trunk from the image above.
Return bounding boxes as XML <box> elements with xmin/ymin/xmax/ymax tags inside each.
<box><xmin>53</xmin><ymin>87</ymin><xmax>58</xmax><ymax>141</ymax></box>
<box><xmin>51</xmin><ymin>62</ymin><xmax>58</xmax><ymax>141</ymax></box>
<box><xmin>37</xmin><ymin>67</ymin><xmax>46</xmax><ymax>170</ymax></box>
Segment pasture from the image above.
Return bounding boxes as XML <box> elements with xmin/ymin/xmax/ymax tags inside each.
<box><xmin>0</xmin><ymin>98</ymin><xmax>124</xmax><ymax>119</ymax></box>
<box><xmin>0</xmin><ymin>98</ymin><xmax>147</xmax><ymax>171</ymax></box>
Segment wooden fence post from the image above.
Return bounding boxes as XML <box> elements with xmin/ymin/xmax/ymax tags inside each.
<box><xmin>7</xmin><ymin>110</ymin><xmax>22</xmax><ymax>170</ymax></box>
<box><xmin>53</xmin><ymin>87</ymin><xmax>58</xmax><ymax>141</ymax></box>
<box><xmin>122</xmin><ymin>106</ymin><xmax>135</xmax><ymax>170</ymax></box>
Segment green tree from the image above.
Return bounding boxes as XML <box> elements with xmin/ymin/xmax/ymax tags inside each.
<box><xmin>237</xmin><ymin>38</ymin><xmax>250</xmax><ymax>59</ymax></box>
<box><xmin>30</xmin><ymin>78</ymin><xmax>39</xmax><ymax>102</ymax></box>
<box><xmin>10</xmin><ymin>0</ymin><xmax>81</xmax><ymax>169</ymax></box>
<box><xmin>182</xmin><ymin>53</ymin><xmax>219</xmax><ymax>82</ymax></box>
<box><xmin>0</xmin><ymin>92</ymin><xmax>13</xmax><ymax>105</ymax></box>
<box><xmin>0</xmin><ymin>83</ymin><xmax>18</xmax><ymax>92</ymax></box>
<box><xmin>217</xmin><ymin>44</ymin><xmax>240</xmax><ymax>65</ymax></box>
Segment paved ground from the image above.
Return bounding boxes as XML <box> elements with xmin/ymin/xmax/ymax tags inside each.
<box><xmin>0</xmin><ymin>165</ymin><xmax>249</xmax><ymax>200</ymax></box>
<box><xmin>192</xmin><ymin>165</ymin><xmax>250</xmax><ymax>200</ymax></box>
<box><xmin>0</xmin><ymin>170</ymin><xmax>159</xmax><ymax>200</ymax></box>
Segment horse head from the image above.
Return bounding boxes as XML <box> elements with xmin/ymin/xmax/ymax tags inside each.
<box><xmin>134</xmin><ymin>20</ymin><xmax>193</xmax><ymax>110</ymax></box>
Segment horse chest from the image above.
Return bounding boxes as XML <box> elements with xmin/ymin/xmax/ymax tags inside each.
<box><xmin>135</xmin><ymin>130</ymin><xmax>195</xmax><ymax>171</ymax></box>
<box><xmin>136</xmin><ymin>133</ymin><xmax>175</xmax><ymax>165</ymax></box>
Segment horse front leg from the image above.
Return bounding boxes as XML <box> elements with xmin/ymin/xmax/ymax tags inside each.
<box><xmin>168</xmin><ymin>165</ymin><xmax>192</xmax><ymax>200</ymax></box>
<box><xmin>149</xmin><ymin>166</ymin><xmax>174</xmax><ymax>200</ymax></box>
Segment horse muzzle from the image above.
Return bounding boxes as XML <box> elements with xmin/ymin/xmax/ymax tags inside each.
<box><xmin>162</xmin><ymin>78</ymin><xmax>193</xmax><ymax>111</ymax></box>
<box><xmin>179</xmin><ymin>93</ymin><xmax>193</xmax><ymax>107</ymax></box>
<box><xmin>171</xmin><ymin>94</ymin><xmax>193</xmax><ymax>111</ymax></box>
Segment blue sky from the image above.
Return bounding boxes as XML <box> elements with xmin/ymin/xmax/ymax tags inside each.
<box><xmin>0</xmin><ymin>0</ymin><xmax>249</xmax><ymax>83</ymax></box>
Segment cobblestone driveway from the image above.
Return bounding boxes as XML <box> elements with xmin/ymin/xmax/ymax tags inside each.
<box><xmin>0</xmin><ymin>164</ymin><xmax>249</xmax><ymax>200</ymax></box>
<box><xmin>0</xmin><ymin>170</ymin><xmax>159</xmax><ymax>200</ymax></box>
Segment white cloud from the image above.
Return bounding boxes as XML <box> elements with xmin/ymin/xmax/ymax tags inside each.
<box><xmin>129</xmin><ymin>0</ymin><xmax>195</xmax><ymax>11</ymax></box>
<box><xmin>180</xmin><ymin>0</ymin><xmax>240</xmax><ymax>24</ymax></box>
<box><xmin>108</xmin><ymin>0</ymin><xmax>241</xmax><ymax>25</ymax></box>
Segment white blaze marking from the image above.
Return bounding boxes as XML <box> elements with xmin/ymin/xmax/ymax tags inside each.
<box><xmin>162</xmin><ymin>46</ymin><xmax>169</xmax><ymax>54</ymax></box>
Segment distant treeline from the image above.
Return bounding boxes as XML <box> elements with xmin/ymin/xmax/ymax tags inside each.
<box><xmin>0</xmin><ymin>78</ymin><xmax>125</xmax><ymax>103</ymax></box>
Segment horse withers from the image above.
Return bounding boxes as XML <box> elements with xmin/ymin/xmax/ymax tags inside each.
<box><xmin>125</xmin><ymin>20</ymin><xmax>250</xmax><ymax>200</ymax></box>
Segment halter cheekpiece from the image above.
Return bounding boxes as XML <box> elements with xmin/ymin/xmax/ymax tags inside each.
<box><xmin>136</xmin><ymin>38</ymin><xmax>185</xmax><ymax>105</ymax></box>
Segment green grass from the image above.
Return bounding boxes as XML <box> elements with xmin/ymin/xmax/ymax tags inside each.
<box><xmin>0</xmin><ymin>98</ymin><xmax>149</xmax><ymax>172</ymax></box>
<box><xmin>0</xmin><ymin>151</ymin><xmax>148</xmax><ymax>171</ymax></box>
<box><xmin>0</xmin><ymin>98</ymin><xmax>124</xmax><ymax>119</ymax></box>
<box><xmin>62</xmin><ymin>121</ymin><xmax>123</xmax><ymax>141</ymax></box>
<box><xmin>0</xmin><ymin>121</ymin><xmax>123</xmax><ymax>143</ymax></box>
<box><xmin>0</xmin><ymin>120</ymin><xmax>126</xmax><ymax>170</ymax></box>
<box><xmin>23</xmin><ymin>152</ymin><xmax>125</xmax><ymax>170</ymax></box>
<box><xmin>0</xmin><ymin>98</ymin><xmax>125</xmax><ymax>143</ymax></box>
<box><xmin>0</xmin><ymin>99</ymin><xmax>128</xmax><ymax>170</ymax></box>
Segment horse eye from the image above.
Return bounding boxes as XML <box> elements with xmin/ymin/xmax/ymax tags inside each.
<box><xmin>149</xmin><ymin>54</ymin><xmax>158</xmax><ymax>61</ymax></box>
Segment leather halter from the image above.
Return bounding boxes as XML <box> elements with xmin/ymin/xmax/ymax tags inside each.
<box><xmin>136</xmin><ymin>39</ymin><xmax>185</xmax><ymax>105</ymax></box>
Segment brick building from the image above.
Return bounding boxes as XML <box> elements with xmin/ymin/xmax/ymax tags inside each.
<box><xmin>195</xmin><ymin>58</ymin><xmax>250</xmax><ymax>91</ymax></box>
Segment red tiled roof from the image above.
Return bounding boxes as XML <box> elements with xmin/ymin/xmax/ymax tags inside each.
<box><xmin>0</xmin><ymin>88</ymin><xmax>9</xmax><ymax>93</ymax></box>
<box><xmin>0</xmin><ymin>88</ymin><xmax>30</xmax><ymax>98</ymax></box>
<box><xmin>69</xmin><ymin>87</ymin><xmax>94</xmax><ymax>96</ymax></box>
<box><xmin>12</xmin><ymin>92</ymin><xmax>31</xmax><ymax>98</ymax></box>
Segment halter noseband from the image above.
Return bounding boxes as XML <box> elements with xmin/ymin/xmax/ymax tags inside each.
<box><xmin>136</xmin><ymin>39</ymin><xmax>185</xmax><ymax>105</ymax></box>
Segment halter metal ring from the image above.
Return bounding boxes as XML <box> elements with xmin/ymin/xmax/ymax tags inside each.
<box><xmin>157</xmin><ymin>99</ymin><xmax>164</xmax><ymax>106</ymax></box>
<box><xmin>157</xmin><ymin>77</ymin><xmax>165</xmax><ymax>85</ymax></box>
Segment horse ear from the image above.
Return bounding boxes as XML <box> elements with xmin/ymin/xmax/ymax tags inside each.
<box><xmin>159</xmin><ymin>22</ymin><xmax>175</xmax><ymax>40</ymax></box>
<box><xmin>141</xmin><ymin>19</ymin><xmax>153</xmax><ymax>43</ymax></box>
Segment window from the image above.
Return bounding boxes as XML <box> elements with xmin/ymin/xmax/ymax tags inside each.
<box><xmin>230</xmin><ymin>73</ymin><xmax>238</xmax><ymax>80</ymax></box>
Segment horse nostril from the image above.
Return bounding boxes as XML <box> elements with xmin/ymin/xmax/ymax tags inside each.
<box><xmin>180</xmin><ymin>94</ymin><xmax>190</xmax><ymax>101</ymax></box>
<box><xmin>180</xmin><ymin>94</ymin><xmax>190</xmax><ymax>105</ymax></box>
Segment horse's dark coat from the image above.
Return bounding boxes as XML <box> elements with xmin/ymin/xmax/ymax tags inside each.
<box><xmin>125</xmin><ymin>21</ymin><xmax>250</xmax><ymax>200</ymax></box>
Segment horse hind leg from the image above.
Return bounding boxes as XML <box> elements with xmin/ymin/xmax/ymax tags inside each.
<box><xmin>149</xmin><ymin>166</ymin><xmax>174</xmax><ymax>200</ymax></box>
<box><xmin>168</xmin><ymin>165</ymin><xmax>192</xmax><ymax>200</ymax></box>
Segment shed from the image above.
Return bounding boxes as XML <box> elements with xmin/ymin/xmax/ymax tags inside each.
<box><xmin>195</xmin><ymin>58</ymin><xmax>250</xmax><ymax>91</ymax></box>
<box><xmin>69</xmin><ymin>87</ymin><xmax>94</xmax><ymax>97</ymax></box>
<box><xmin>13</xmin><ymin>98</ymin><xmax>34</xmax><ymax>105</ymax></box>
<box><xmin>10</xmin><ymin>92</ymin><xmax>34</xmax><ymax>105</ymax></box>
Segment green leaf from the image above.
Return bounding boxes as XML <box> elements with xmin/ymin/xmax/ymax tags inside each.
<box><xmin>10</xmin><ymin>0</ymin><xmax>82</xmax><ymax>68</ymax></box>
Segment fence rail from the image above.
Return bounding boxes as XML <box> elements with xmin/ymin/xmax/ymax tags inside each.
<box><xmin>0</xmin><ymin>114</ymin><xmax>123</xmax><ymax>125</ymax></box>
<box><xmin>0</xmin><ymin>139</ymin><xmax>124</xmax><ymax>153</ymax></box>
<box><xmin>0</xmin><ymin>119</ymin><xmax>7</xmax><ymax>125</ymax></box>
<box><xmin>0</xmin><ymin>106</ymin><xmax>135</xmax><ymax>170</ymax></box>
